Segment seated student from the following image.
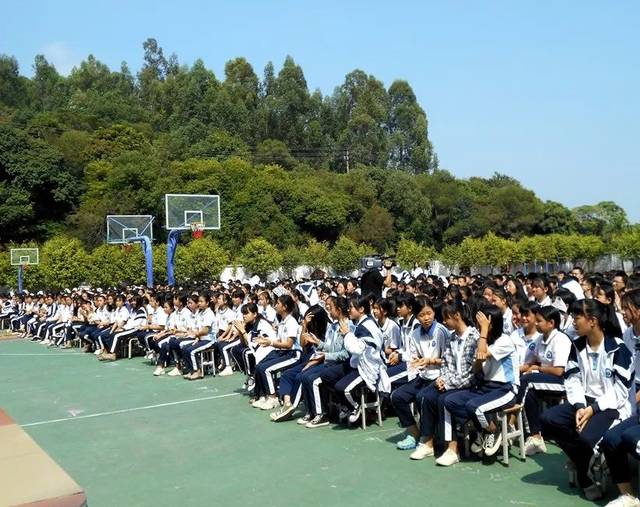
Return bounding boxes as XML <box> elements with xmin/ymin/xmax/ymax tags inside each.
<box><xmin>86</xmin><ymin>295</ymin><xmax>113</xmax><ymax>355</ymax></box>
<box><xmin>444</xmin><ymin>304</ymin><xmax>520</xmax><ymax>458</ymax></box>
<box><xmin>554</xmin><ymin>288</ymin><xmax>578</xmax><ymax>339</ymax></box>
<box><xmin>291</xmin><ymin>289</ymin><xmax>310</xmax><ymax>322</ymax></box>
<box><xmin>72</xmin><ymin>300</ymin><xmax>95</xmax><ymax>351</ymax></box>
<box><xmin>151</xmin><ymin>299</ymin><xmax>179</xmax><ymax>376</ymax></box>
<box><xmin>179</xmin><ymin>293</ymin><xmax>218</xmax><ymax>380</ymax></box>
<box><xmin>9</xmin><ymin>294</ymin><xmax>26</xmax><ymax>332</ymax></box>
<box><xmin>270</xmin><ymin>305</ymin><xmax>328</xmax><ymax>422</ymax></box>
<box><xmin>510</xmin><ymin>301</ymin><xmax>542</xmax><ymax>364</ymax></box>
<box><xmin>392</xmin><ymin>297</ymin><xmax>449</xmax><ymax>451</ymax></box>
<box><xmin>492</xmin><ymin>287</ymin><xmax>514</xmax><ymax>336</ymax></box>
<box><xmin>231</xmin><ymin>302</ymin><xmax>277</xmax><ymax>392</ymax></box>
<box><xmin>541</xmin><ymin>300</ymin><xmax>633</xmax><ymax>501</ymax></box>
<box><xmin>33</xmin><ymin>294</ymin><xmax>58</xmax><ymax>341</ymax></box>
<box><xmin>213</xmin><ymin>292</ymin><xmax>241</xmax><ymax>376</ymax></box>
<box><xmin>530</xmin><ymin>278</ymin><xmax>553</xmax><ymax>307</ymax></box>
<box><xmin>99</xmin><ymin>295</ymin><xmax>147</xmax><ymax>361</ymax></box>
<box><xmin>515</xmin><ymin>306</ymin><xmax>572</xmax><ymax>456</ymax></box>
<box><xmin>602</xmin><ymin>288</ymin><xmax>640</xmax><ymax>507</ymax></box>
<box><xmin>332</xmin><ymin>295</ymin><xmax>390</xmax><ymax>424</ymax></box>
<box><xmin>257</xmin><ymin>290</ymin><xmax>277</xmax><ymax>327</ymax></box>
<box><xmin>158</xmin><ymin>294</ymin><xmax>198</xmax><ymax>376</ymax></box>
<box><xmin>26</xmin><ymin>295</ymin><xmax>47</xmax><ymax>339</ymax></box>
<box><xmin>137</xmin><ymin>293</ymin><xmax>168</xmax><ymax>359</ymax></box>
<box><xmin>297</xmin><ymin>296</ymin><xmax>353</xmax><ymax>428</ymax></box>
<box><xmin>596</xmin><ymin>281</ymin><xmax>628</xmax><ymax>335</ymax></box>
<box><xmin>252</xmin><ymin>295</ymin><xmax>302</xmax><ymax>411</ymax></box>
<box><xmin>373</xmin><ymin>298</ymin><xmax>401</xmax><ymax>361</ymax></box>
<box><xmin>410</xmin><ymin>300</ymin><xmax>479</xmax><ymax>464</ymax></box>
<box><xmin>387</xmin><ymin>293</ymin><xmax>421</xmax><ymax>390</ymax></box>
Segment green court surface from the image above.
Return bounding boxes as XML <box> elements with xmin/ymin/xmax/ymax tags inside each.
<box><xmin>0</xmin><ymin>338</ymin><xmax>598</xmax><ymax>507</ymax></box>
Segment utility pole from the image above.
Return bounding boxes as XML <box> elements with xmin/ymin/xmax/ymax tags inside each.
<box><xmin>345</xmin><ymin>149</ymin><xmax>350</xmax><ymax>174</ymax></box>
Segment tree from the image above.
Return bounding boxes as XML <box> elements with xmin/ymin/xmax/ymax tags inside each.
<box><xmin>537</xmin><ymin>201</ymin><xmax>575</xmax><ymax>234</ymax></box>
<box><xmin>573</xmin><ymin>202</ymin><xmax>629</xmax><ymax>237</ymax></box>
<box><xmin>347</xmin><ymin>204</ymin><xmax>394</xmax><ymax>251</ymax></box>
<box><xmin>303</xmin><ymin>239</ymin><xmax>330</xmax><ymax>271</ymax></box>
<box><xmin>175</xmin><ymin>238</ymin><xmax>229</xmax><ymax>283</ymax></box>
<box><xmin>329</xmin><ymin>236</ymin><xmax>363</xmax><ymax>275</ymax></box>
<box><xmin>240</xmin><ymin>237</ymin><xmax>282</xmax><ymax>279</ymax></box>
<box><xmin>396</xmin><ymin>238</ymin><xmax>436</xmax><ymax>271</ymax></box>
<box><xmin>281</xmin><ymin>245</ymin><xmax>305</xmax><ymax>278</ymax></box>
<box><xmin>40</xmin><ymin>236</ymin><xmax>89</xmax><ymax>289</ymax></box>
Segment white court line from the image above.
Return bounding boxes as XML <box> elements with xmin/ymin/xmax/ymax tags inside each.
<box><xmin>0</xmin><ymin>353</ymin><xmax>84</xmax><ymax>356</ymax></box>
<box><xmin>22</xmin><ymin>392</ymin><xmax>241</xmax><ymax>428</ymax></box>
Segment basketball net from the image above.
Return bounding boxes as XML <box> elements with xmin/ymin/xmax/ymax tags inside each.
<box><xmin>122</xmin><ymin>243</ymin><xmax>133</xmax><ymax>253</ymax></box>
<box><xmin>22</xmin><ymin>264</ymin><xmax>29</xmax><ymax>272</ymax></box>
<box><xmin>191</xmin><ymin>222</ymin><xmax>205</xmax><ymax>240</ymax></box>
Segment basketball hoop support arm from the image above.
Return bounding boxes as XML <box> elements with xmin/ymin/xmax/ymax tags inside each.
<box><xmin>166</xmin><ymin>229</ymin><xmax>184</xmax><ymax>287</ymax></box>
<box><xmin>128</xmin><ymin>236</ymin><xmax>154</xmax><ymax>288</ymax></box>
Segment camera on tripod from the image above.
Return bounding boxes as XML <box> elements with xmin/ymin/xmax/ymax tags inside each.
<box><xmin>360</xmin><ymin>255</ymin><xmax>396</xmax><ymax>271</ymax></box>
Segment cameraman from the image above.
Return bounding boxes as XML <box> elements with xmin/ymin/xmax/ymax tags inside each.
<box><xmin>360</xmin><ymin>258</ymin><xmax>393</xmax><ymax>299</ymax></box>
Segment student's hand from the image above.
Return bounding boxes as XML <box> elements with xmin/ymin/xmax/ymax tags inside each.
<box><xmin>576</xmin><ymin>406</ymin><xmax>594</xmax><ymax>433</ymax></box>
<box><xmin>305</xmin><ymin>333</ymin><xmax>320</xmax><ymax>346</ymax></box>
<box><xmin>234</xmin><ymin>320</ymin><xmax>246</xmax><ymax>334</ymax></box>
<box><xmin>529</xmin><ymin>364</ymin><xmax>540</xmax><ymax>372</ymax></box>
<box><xmin>476</xmin><ymin>311</ymin><xmax>491</xmax><ymax>333</ymax></box>
<box><xmin>411</xmin><ymin>357</ymin><xmax>429</xmax><ymax>369</ymax></box>
<box><xmin>256</xmin><ymin>337</ymin><xmax>271</xmax><ymax>347</ymax></box>
<box><xmin>388</xmin><ymin>351</ymin><xmax>400</xmax><ymax>366</ymax></box>
<box><xmin>338</xmin><ymin>319</ymin><xmax>350</xmax><ymax>335</ymax></box>
<box><xmin>303</xmin><ymin>313</ymin><xmax>314</xmax><ymax>326</ymax></box>
<box><xmin>435</xmin><ymin>377</ymin><xmax>446</xmax><ymax>391</ymax></box>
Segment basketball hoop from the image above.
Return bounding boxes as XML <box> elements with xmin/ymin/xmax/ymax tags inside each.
<box><xmin>122</xmin><ymin>243</ymin><xmax>133</xmax><ymax>253</ymax></box>
<box><xmin>191</xmin><ymin>222</ymin><xmax>205</xmax><ymax>240</ymax></box>
<box><xmin>22</xmin><ymin>264</ymin><xmax>29</xmax><ymax>272</ymax></box>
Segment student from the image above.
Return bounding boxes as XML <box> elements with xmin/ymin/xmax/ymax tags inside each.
<box><xmin>510</xmin><ymin>301</ymin><xmax>542</xmax><ymax>364</ymax></box>
<box><xmin>387</xmin><ymin>293</ymin><xmax>421</xmax><ymax>390</ymax></box>
<box><xmin>151</xmin><ymin>300</ymin><xmax>179</xmax><ymax>376</ymax></box>
<box><xmin>530</xmin><ymin>278</ymin><xmax>553</xmax><ymax>307</ymax></box>
<box><xmin>541</xmin><ymin>300</ymin><xmax>633</xmax><ymax>501</ymax></box>
<box><xmin>595</xmin><ymin>281</ymin><xmax>627</xmax><ymax>335</ymax></box>
<box><xmin>138</xmin><ymin>293</ymin><xmax>168</xmax><ymax>358</ymax></box>
<box><xmin>252</xmin><ymin>295</ymin><xmax>302</xmax><ymax>410</ymax></box>
<box><xmin>444</xmin><ymin>304</ymin><xmax>520</xmax><ymax>458</ymax></box>
<box><xmin>257</xmin><ymin>291</ymin><xmax>277</xmax><ymax>327</ymax></box>
<box><xmin>602</xmin><ymin>288</ymin><xmax>640</xmax><ymax>507</ymax></box>
<box><xmin>374</xmin><ymin>297</ymin><xmax>401</xmax><ymax>360</ymax></box>
<box><xmin>213</xmin><ymin>292</ymin><xmax>240</xmax><ymax>376</ymax></box>
<box><xmin>392</xmin><ymin>297</ymin><xmax>449</xmax><ymax>451</ymax></box>
<box><xmin>333</xmin><ymin>295</ymin><xmax>390</xmax><ymax>424</ymax></box>
<box><xmin>411</xmin><ymin>300</ymin><xmax>479</xmax><ymax>465</ymax></box>
<box><xmin>298</xmin><ymin>296</ymin><xmax>353</xmax><ymax>428</ymax></box>
<box><xmin>156</xmin><ymin>294</ymin><xmax>197</xmax><ymax>376</ymax></box>
<box><xmin>516</xmin><ymin>306</ymin><xmax>572</xmax><ymax>455</ymax></box>
<box><xmin>270</xmin><ymin>305</ymin><xmax>328</xmax><ymax>422</ymax></box>
<box><xmin>179</xmin><ymin>293</ymin><xmax>217</xmax><ymax>380</ymax></box>
<box><xmin>493</xmin><ymin>287</ymin><xmax>514</xmax><ymax>335</ymax></box>
<box><xmin>230</xmin><ymin>302</ymin><xmax>277</xmax><ymax>391</ymax></box>
<box><xmin>99</xmin><ymin>295</ymin><xmax>147</xmax><ymax>361</ymax></box>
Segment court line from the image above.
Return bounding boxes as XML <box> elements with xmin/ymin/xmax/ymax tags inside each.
<box><xmin>21</xmin><ymin>392</ymin><xmax>241</xmax><ymax>427</ymax></box>
<box><xmin>0</xmin><ymin>353</ymin><xmax>84</xmax><ymax>356</ymax></box>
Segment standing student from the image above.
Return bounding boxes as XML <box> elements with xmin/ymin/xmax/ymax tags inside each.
<box><xmin>252</xmin><ymin>295</ymin><xmax>302</xmax><ymax>411</ymax></box>
<box><xmin>602</xmin><ymin>288</ymin><xmax>640</xmax><ymax>507</ymax></box>
<box><xmin>541</xmin><ymin>300</ymin><xmax>633</xmax><ymax>501</ymax></box>
<box><xmin>391</xmin><ymin>298</ymin><xmax>449</xmax><ymax>451</ymax></box>
<box><xmin>444</xmin><ymin>305</ymin><xmax>520</xmax><ymax>458</ymax></box>
<box><xmin>516</xmin><ymin>306</ymin><xmax>572</xmax><ymax>456</ymax></box>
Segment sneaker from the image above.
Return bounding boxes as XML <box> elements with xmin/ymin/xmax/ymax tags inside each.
<box><xmin>94</xmin><ymin>348</ymin><xmax>103</xmax><ymax>356</ymax></box>
<box><xmin>583</xmin><ymin>484</ymin><xmax>604</xmax><ymax>501</ymax></box>
<box><xmin>270</xmin><ymin>403</ymin><xmax>295</xmax><ymax>422</ymax></box>
<box><xmin>246</xmin><ymin>377</ymin><xmax>255</xmax><ymax>392</ymax></box>
<box><xmin>167</xmin><ymin>367</ymin><xmax>182</xmax><ymax>377</ymax></box>
<box><xmin>483</xmin><ymin>431</ymin><xmax>503</xmax><ymax>457</ymax></box>
<box><xmin>524</xmin><ymin>435</ymin><xmax>547</xmax><ymax>456</ymax></box>
<box><xmin>218</xmin><ymin>366</ymin><xmax>234</xmax><ymax>377</ymax></box>
<box><xmin>306</xmin><ymin>415</ymin><xmax>330</xmax><ymax>428</ymax></box>
<box><xmin>252</xmin><ymin>397</ymin><xmax>267</xmax><ymax>409</ymax></box>
<box><xmin>297</xmin><ymin>414</ymin><xmax>312</xmax><ymax>425</ymax></box>
<box><xmin>606</xmin><ymin>494</ymin><xmax>640</xmax><ymax>507</ymax></box>
<box><xmin>396</xmin><ymin>434</ymin><xmax>417</xmax><ymax>450</ymax></box>
<box><xmin>41</xmin><ymin>339</ymin><xmax>50</xmax><ymax>345</ymax></box>
<box><xmin>410</xmin><ymin>443</ymin><xmax>434</xmax><ymax>460</ymax></box>
<box><xmin>261</xmin><ymin>397</ymin><xmax>281</xmax><ymax>410</ymax></box>
<box><xmin>153</xmin><ymin>366</ymin><xmax>165</xmax><ymax>376</ymax></box>
<box><xmin>99</xmin><ymin>352</ymin><xmax>117</xmax><ymax>362</ymax></box>
<box><xmin>347</xmin><ymin>406</ymin><xmax>362</xmax><ymax>424</ymax></box>
<box><xmin>185</xmin><ymin>371</ymin><xmax>203</xmax><ymax>381</ymax></box>
<box><xmin>470</xmin><ymin>433</ymin><xmax>484</xmax><ymax>454</ymax></box>
<box><xmin>435</xmin><ymin>449</ymin><xmax>460</xmax><ymax>467</ymax></box>
<box><xmin>338</xmin><ymin>406</ymin><xmax>350</xmax><ymax>421</ymax></box>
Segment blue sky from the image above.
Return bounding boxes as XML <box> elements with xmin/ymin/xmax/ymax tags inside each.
<box><xmin>2</xmin><ymin>1</ymin><xmax>639</xmax><ymax>221</ymax></box>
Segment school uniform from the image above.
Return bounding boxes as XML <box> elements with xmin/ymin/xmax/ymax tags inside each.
<box><xmin>390</xmin><ymin>321</ymin><xmax>448</xmax><ymax>428</ymax></box>
<box><xmin>541</xmin><ymin>336</ymin><xmax>633</xmax><ymax>489</ymax></box>
<box><xmin>254</xmin><ymin>314</ymin><xmax>301</xmax><ymax>398</ymax></box>
<box><xmin>231</xmin><ymin>318</ymin><xmax>277</xmax><ymax>375</ymax></box>
<box><xmin>150</xmin><ymin>312</ymin><xmax>178</xmax><ymax>358</ymax></box>
<box><xmin>418</xmin><ymin>326</ymin><xmax>480</xmax><ymax>441</ymax></box>
<box><xmin>387</xmin><ymin>316</ymin><xmax>420</xmax><ymax>389</ymax></box>
<box><xmin>510</xmin><ymin>327</ymin><xmax>542</xmax><ymax>365</ymax></box>
<box><xmin>300</xmin><ymin>320</ymin><xmax>353</xmax><ymax>417</ymax></box>
<box><xmin>334</xmin><ymin>315</ymin><xmax>390</xmax><ymax>411</ymax></box>
<box><xmin>180</xmin><ymin>308</ymin><xmax>218</xmax><ymax>374</ymax></box>
<box><xmin>34</xmin><ymin>302</ymin><xmax>58</xmax><ymax>340</ymax></box>
<box><xmin>444</xmin><ymin>333</ymin><xmax>520</xmax><ymax>432</ymax></box>
<box><xmin>101</xmin><ymin>306</ymin><xmax>141</xmax><ymax>355</ymax></box>
<box><xmin>213</xmin><ymin>307</ymin><xmax>238</xmax><ymax>367</ymax></box>
<box><xmin>515</xmin><ymin>329</ymin><xmax>572</xmax><ymax>435</ymax></box>
<box><xmin>502</xmin><ymin>307</ymin><xmax>514</xmax><ymax>335</ymax></box>
<box><xmin>139</xmin><ymin>306</ymin><xmax>168</xmax><ymax>351</ymax></box>
<box><xmin>158</xmin><ymin>308</ymin><xmax>197</xmax><ymax>368</ymax></box>
<box><xmin>601</xmin><ymin>415</ymin><xmax>640</xmax><ymax>486</ymax></box>
<box><xmin>259</xmin><ymin>305</ymin><xmax>277</xmax><ymax>326</ymax></box>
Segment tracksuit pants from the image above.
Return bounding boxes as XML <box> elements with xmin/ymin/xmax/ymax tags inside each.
<box><xmin>387</xmin><ymin>362</ymin><xmax>409</xmax><ymax>391</ymax></box>
<box><xmin>602</xmin><ymin>416</ymin><xmax>640</xmax><ymax>485</ymax></box>
<box><xmin>277</xmin><ymin>351</ymin><xmax>314</xmax><ymax>405</ymax></box>
<box><xmin>214</xmin><ymin>339</ymin><xmax>241</xmax><ymax>368</ymax></box>
<box><xmin>180</xmin><ymin>339</ymin><xmax>216</xmax><ymax>374</ymax></box>
<box><xmin>418</xmin><ymin>384</ymin><xmax>465</xmax><ymax>441</ymax></box>
<box><xmin>390</xmin><ymin>376</ymin><xmax>433</xmax><ymax>428</ymax></box>
<box><xmin>254</xmin><ymin>350</ymin><xmax>301</xmax><ymax>397</ymax></box>
<box><xmin>516</xmin><ymin>372</ymin><xmax>565</xmax><ymax>435</ymax></box>
<box><xmin>444</xmin><ymin>381</ymin><xmax>516</xmax><ymax>432</ymax></box>
<box><xmin>541</xmin><ymin>400</ymin><xmax>619</xmax><ymax>488</ymax></box>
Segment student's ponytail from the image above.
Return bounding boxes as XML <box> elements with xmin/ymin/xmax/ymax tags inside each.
<box><xmin>442</xmin><ymin>299</ymin><xmax>473</xmax><ymax>326</ymax></box>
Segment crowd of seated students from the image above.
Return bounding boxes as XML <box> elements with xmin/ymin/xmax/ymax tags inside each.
<box><xmin>2</xmin><ymin>265</ymin><xmax>640</xmax><ymax>506</ymax></box>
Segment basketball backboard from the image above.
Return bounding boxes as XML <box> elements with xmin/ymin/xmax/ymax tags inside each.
<box><xmin>106</xmin><ymin>215</ymin><xmax>154</xmax><ymax>244</ymax></box>
<box><xmin>164</xmin><ymin>194</ymin><xmax>220</xmax><ymax>231</ymax></box>
<box><xmin>10</xmin><ymin>248</ymin><xmax>39</xmax><ymax>266</ymax></box>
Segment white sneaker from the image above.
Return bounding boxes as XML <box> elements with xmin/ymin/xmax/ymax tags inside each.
<box><xmin>261</xmin><ymin>397</ymin><xmax>281</xmax><ymax>410</ymax></box>
<box><xmin>41</xmin><ymin>339</ymin><xmax>50</xmax><ymax>345</ymax></box>
<box><xmin>347</xmin><ymin>406</ymin><xmax>362</xmax><ymax>424</ymax></box>
<box><xmin>483</xmin><ymin>431</ymin><xmax>503</xmax><ymax>457</ymax></box>
<box><xmin>153</xmin><ymin>366</ymin><xmax>165</xmax><ymax>376</ymax></box>
<box><xmin>435</xmin><ymin>449</ymin><xmax>460</xmax><ymax>467</ymax></box>
<box><xmin>94</xmin><ymin>348</ymin><xmax>103</xmax><ymax>356</ymax></box>
<box><xmin>524</xmin><ymin>435</ymin><xmax>547</xmax><ymax>456</ymax></box>
<box><xmin>252</xmin><ymin>397</ymin><xmax>267</xmax><ymax>409</ymax></box>
<box><xmin>297</xmin><ymin>414</ymin><xmax>312</xmax><ymax>425</ymax></box>
<box><xmin>410</xmin><ymin>443</ymin><xmax>435</xmax><ymax>460</ymax></box>
<box><xmin>167</xmin><ymin>368</ymin><xmax>182</xmax><ymax>377</ymax></box>
<box><xmin>606</xmin><ymin>494</ymin><xmax>640</xmax><ymax>507</ymax></box>
<box><xmin>218</xmin><ymin>366</ymin><xmax>234</xmax><ymax>377</ymax></box>
<box><xmin>338</xmin><ymin>406</ymin><xmax>350</xmax><ymax>421</ymax></box>
<box><xmin>470</xmin><ymin>433</ymin><xmax>484</xmax><ymax>454</ymax></box>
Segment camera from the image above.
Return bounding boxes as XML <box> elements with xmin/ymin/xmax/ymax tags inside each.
<box><xmin>360</xmin><ymin>255</ymin><xmax>396</xmax><ymax>271</ymax></box>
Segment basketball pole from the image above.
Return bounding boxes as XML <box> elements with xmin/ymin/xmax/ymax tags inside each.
<box><xmin>127</xmin><ymin>236</ymin><xmax>154</xmax><ymax>288</ymax></box>
<box><xmin>17</xmin><ymin>265</ymin><xmax>23</xmax><ymax>293</ymax></box>
<box><xmin>166</xmin><ymin>229</ymin><xmax>184</xmax><ymax>287</ymax></box>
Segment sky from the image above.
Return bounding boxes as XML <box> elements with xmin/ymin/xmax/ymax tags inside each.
<box><xmin>1</xmin><ymin>1</ymin><xmax>639</xmax><ymax>221</ymax></box>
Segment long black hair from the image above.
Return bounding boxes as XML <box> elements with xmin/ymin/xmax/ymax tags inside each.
<box><xmin>570</xmin><ymin>299</ymin><xmax>622</xmax><ymax>338</ymax></box>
